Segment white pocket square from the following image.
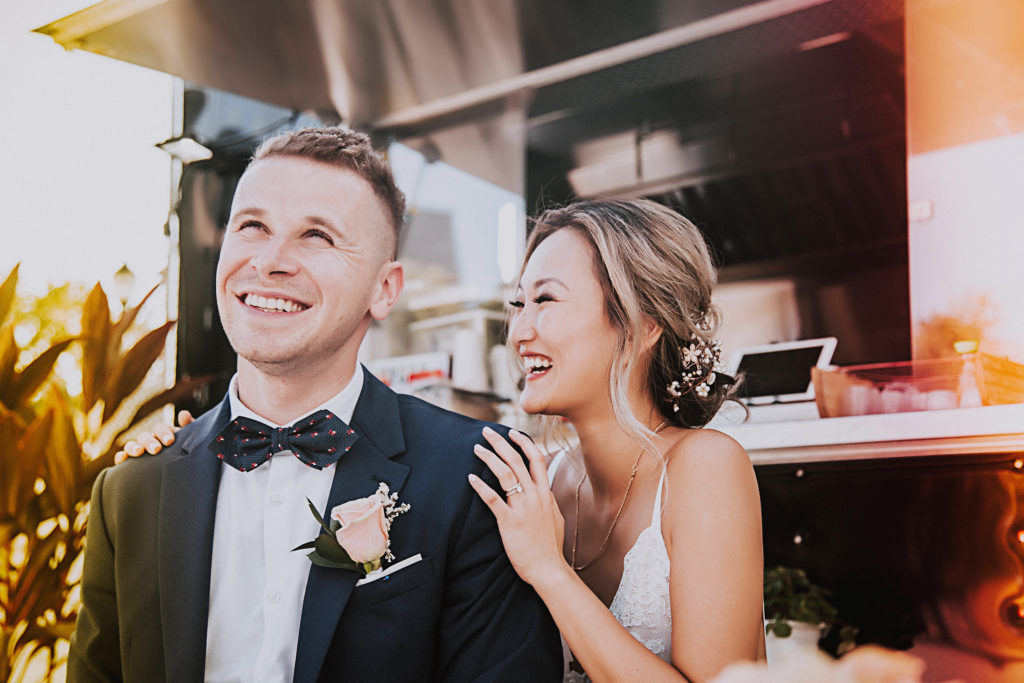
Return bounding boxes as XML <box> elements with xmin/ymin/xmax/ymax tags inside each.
<box><xmin>355</xmin><ymin>553</ymin><xmax>423</xmax><ymax>586</ymax></box>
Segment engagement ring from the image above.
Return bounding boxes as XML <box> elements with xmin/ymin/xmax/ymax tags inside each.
<box><xmin>504</xmin><ymin>483</ymin><xmax>524</xmax><ymax>497</ymax></box>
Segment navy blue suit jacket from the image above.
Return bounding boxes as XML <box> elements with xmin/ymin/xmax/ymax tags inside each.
<box><xmin>68</xmin><ymin>367</ymin><xmax>562</xmax><ymax>682</ymax></box>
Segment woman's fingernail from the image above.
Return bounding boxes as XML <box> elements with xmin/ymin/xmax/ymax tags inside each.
<box><xmin>482</xmin><ymin>426</ymin><xmax>495</xmax><ymax>435</ymax></box>
<box><xmin>509</xmin><ymin>429</ymin><xmax>521</xmax><ymax>438</ymax></box>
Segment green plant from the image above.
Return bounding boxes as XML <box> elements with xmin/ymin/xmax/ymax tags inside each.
<box><xmin>764</xmin><ymin>566</ymin><xmax>858</xmax><ymax>647</ymax></box>
<box><xmin>0</xmin><ymin>265</ymin><xmax>209</xmax><ymax>682</ymax></box>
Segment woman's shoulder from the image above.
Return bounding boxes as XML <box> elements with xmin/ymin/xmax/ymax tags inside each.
<box><xmin>664</xmin><ymin>427</ymin><xmax>750</xmax><ymax>470</ymax></box>
<box><xmin>661</xmin><ymin>428</ymin><xmax>757</xmax><ymax>498</ymax></box>
<box><xmin>659</xmin><ymin>428</ymin><xmax>762</xmax><ymax>546</ymax></box>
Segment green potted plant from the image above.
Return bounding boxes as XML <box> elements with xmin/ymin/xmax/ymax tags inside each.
<box><xmin>764</xmin><ymin>566</ymin><xmax>857</xmax><ymax>657</ymax></box>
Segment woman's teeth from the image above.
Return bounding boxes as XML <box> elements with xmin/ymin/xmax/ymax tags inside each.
<box><xmin>243</xmin><ymin>293</ymin><xmax>307</xmax><ymax>313</ymax></box>
<box><xmin>524</xmin><ymin>356</ymin><xmax>552</xmax><ymax>374</ymax></box>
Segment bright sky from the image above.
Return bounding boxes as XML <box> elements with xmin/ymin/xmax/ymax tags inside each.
<box><xmin>0</xmin><ymin>1</ymin><xmax>175</xmax><ymax>310</ymax></box>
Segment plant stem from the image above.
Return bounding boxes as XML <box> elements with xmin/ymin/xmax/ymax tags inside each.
<box><xmin>0</xmin><ymin>627</ymin><xmax>11</xmax><ymax>682</ymax></box>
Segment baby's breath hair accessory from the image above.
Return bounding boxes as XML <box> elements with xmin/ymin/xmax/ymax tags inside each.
<box><xmin>666</xmin><ymin>314</ymin><xmax>725</xmax><ymax>411</ymax></box>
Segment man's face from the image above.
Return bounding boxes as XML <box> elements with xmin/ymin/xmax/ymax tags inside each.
<box><xmin>215</xmin><ymin>155</ymin><xmax>403</xmax><ymax>377</ymax></box>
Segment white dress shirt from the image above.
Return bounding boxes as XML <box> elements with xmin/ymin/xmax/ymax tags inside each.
<box><xmin>204</xmin><ymin>370</ymin><xmax>363</xmax><ymax>683</ymax></box>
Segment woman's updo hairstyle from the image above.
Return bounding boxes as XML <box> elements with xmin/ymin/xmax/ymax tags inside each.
<box><xmin>524</xmin><ymin>198</ymin><xmax>739</xmax><ymax>443</ymax></box>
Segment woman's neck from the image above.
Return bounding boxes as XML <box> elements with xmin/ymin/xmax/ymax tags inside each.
<box><xmin>570</xmin><ymin>404</ymin><xmax>663</xmax><ymax>502</ymax></box>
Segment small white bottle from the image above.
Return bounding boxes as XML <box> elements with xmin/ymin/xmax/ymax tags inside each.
<box><xmin>954</xmin><ymin>340</ymin><xmax>983</xmax><ymax>408</ymax></box>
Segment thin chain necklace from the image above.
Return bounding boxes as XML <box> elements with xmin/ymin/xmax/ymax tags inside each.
<box><xmin>570</xmin><ymin>418</ymin><xmax>670</xmax><ymax>571</ymax></box>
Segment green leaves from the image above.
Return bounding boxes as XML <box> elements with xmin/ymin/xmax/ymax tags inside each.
<box><xmin>99</xmin><ymin>320</ymin><xmax>176</xmax><ymax>421</ymax></box>
<box><xmin>0</xmin><ymin>327</ymin><xmax>19</xmax><ymax>406</ymax></box>
<box><xmin>764</xmin><ymin>565</ymin><xmax>837</xmax><ymax>626</ymax></box>
<box><xmin>80</xmin><ymin>283</ymin><xmax>111</xmax><ymax>410</ymax></box>
<box><xmin>763</xmin><ymin>565</ymin><xmax>858</xmax><ymax>654</ymax></box>
<box><xmin>109</xmin><ymin>373</ymin><xmax>215</xmax><ymax>448</ymax></box>
<box><xmin>307</xmin><ymin>497</ymin><xmax>335</xmax><ymax>536</ymax></box>
<box><xmin>293</xmin><ymin>498</ymin><xmax>363</xmax><ymax>573</ymax></box>
<box><xmin>292</xmin><ymin>527</ymin><xmax>362</xmax><ymax>572</ymax></box>
<box><xmin>309</xmin><ymin>533</ymin><xmax>361</xmax><ymax>571</ymax></box>
<box><xmin>0</xmin><ymin>338</ymin><xmax>74</xmax><ymax>411</ymax></box>
<box><xmin>45</xmin><ymin>393</ymin><xmax>88</xmax><ymax>515</ymax></box>
<box><xmin>0</xmin><ymin>264</ymin><xmax>18</xmax><ymax>330</ymax></box>
<box><xmin>80</xmin><ymin>281</ymin><xmax>178</xmax><ymax>421</ymax></box>
<box><xmin>766</xmin><ymin>620</ymin><xmax>792</xmax><ymax>638</ymax></box>
<box><xmin>0</xmin><ymin>264</ymin><xmax>212</xmax><ymax>680</ymax></box>
<box><xmin>0</xmin><ymin>410</ymin><xmax>48</xmax><ymax>520</ymax></box>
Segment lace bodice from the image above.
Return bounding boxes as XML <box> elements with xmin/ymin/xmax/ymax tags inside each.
<box><xmin>550</xmin><ymin>452</ymin><xmax>673</xmax><ymax>681</ymax></box>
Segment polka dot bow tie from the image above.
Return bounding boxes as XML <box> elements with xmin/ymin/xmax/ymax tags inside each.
<box><xmin>207</xmin><ymin>410</ymin><xmax>360</xmax><ymax>472</ymax></box>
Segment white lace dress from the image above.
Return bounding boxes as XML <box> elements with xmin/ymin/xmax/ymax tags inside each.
<box><xmin>549</xmin><ymin>452</ymin><xmax>673</xmax><ymax>682</ymax></box>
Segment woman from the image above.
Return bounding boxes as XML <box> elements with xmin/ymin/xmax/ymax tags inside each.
<box><xmin>466</xmin><ymin>199</ymin><xmax>765</xmax><ymax>681</ymax></box>
<box><xmin>122</xmin><ymin>198</ymin><xmax>765</xmax><ymax>681</ymax></box>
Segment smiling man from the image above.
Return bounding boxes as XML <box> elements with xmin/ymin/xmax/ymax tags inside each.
<box><xmin>68</xmin><ymin>128</ymin><xmax>561</xmax><ymax>683</ymax></box>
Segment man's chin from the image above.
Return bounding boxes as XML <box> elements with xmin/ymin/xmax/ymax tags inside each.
<box><xmin>234</xmin><ymin>346</ymin><xmax>311</xmax><ymax>375</ymax></box>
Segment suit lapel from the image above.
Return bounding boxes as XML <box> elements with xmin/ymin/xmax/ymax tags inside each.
<box><xmin>293</xmin><ymin>369</ymin><xmax>410</xmax><ymax>683</ymax></box>
<box><xmin>158</xmin><ymin>397</ymin><xmax>229</xmax><ymax>683</ymax></box>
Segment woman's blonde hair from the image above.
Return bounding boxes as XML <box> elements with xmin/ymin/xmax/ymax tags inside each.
<box><xmin>522</xmin><ymin>198</ymin><xmax>739</xmax><ymax>447</ymax></box>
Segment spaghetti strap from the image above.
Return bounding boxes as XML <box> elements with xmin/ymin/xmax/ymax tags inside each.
<box><xmin>651</xmin><ymin>469</ymin><xmax>667</xmax><ymax>528</ymax></box>
<box><xmin>547</xmin><ymin>450</ymin><xmax>567</xmax><ymax>485</ymax></box>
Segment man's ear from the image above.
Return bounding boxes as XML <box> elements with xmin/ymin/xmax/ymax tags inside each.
<box><xmin>369</xmin><ymin>260</ymin><xmax>404</xmax><ymax>321</ymax></box>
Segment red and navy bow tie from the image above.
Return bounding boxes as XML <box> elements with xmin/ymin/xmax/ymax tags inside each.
<box><xmin>207</xmin><ymin>410</ymin><xmax>359</xmax><ymax>472</ymax></box>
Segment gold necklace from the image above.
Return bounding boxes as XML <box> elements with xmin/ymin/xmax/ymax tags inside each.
<box><xmin>570</xmin><ymin>419</ymin><xmax>670</xmax><ymax>572</ymax></box>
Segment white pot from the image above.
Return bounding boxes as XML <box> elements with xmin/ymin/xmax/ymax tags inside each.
<box><xmin>765</xmin><ymin>620</ymin><xmax>825</xmax><ymax>666</ymax></box>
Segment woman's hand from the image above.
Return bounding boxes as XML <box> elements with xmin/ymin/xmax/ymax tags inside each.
<box><xmin>114</xmin><ymin>410</ymin><xmax>195</xmax><ymax>464</ymax></box>
<box><xmin>467</xmin><ymin>427</ymin><xmax>567</xmax><ymax>587</ymax></box>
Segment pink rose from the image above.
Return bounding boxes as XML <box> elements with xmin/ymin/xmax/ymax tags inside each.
<box><xmin>331</xmin><ymin>495</ymin><xmax>388</xmax><ymax>564</ymax></box>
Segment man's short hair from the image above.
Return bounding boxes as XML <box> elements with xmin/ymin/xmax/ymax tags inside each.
<box><xmin>252</xmin><ymin>127</ymin><xmax>406</xmax><ymax>256</ymax></box>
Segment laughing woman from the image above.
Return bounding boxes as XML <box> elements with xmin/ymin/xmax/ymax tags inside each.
<box><xmin>466</xmin><ymin>199</ymin><xmax>764</xmax><ymax>682</ymax></box>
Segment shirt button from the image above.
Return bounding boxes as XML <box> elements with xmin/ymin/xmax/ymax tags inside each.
<box><xmin>267</xmin><ymin>591</ymin><xmax>281</xmax><ymax>604</ymax></box>
<box><xmin>269</xmin><ymin>494</ymin><xmax>284</xmax><ymax>506</ymax></box>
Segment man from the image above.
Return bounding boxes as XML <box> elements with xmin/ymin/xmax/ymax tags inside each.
<box><xmin>68</xmin><ymin>127</ymin><xmax>561</xmax><ymax>682</ymax></box>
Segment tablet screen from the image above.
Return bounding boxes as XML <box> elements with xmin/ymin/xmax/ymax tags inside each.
<box><xmin>729</xmin><ymin>337</ymin><xmax>837</xmax><ymax>403</ymax></box>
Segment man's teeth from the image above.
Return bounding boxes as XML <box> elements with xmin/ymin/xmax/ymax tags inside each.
<box><xmin>243</xmin><ymin>293</ymin><xmax>306</xmax><ymax>312</ymax></box>
<box><xmin>524</xmin><ymin>356</ymin><xmax>552</xmax><ymax>373</ymax></box>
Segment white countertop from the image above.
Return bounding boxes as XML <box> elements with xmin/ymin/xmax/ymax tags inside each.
<box><xmin>714</xmin><ymin>403</ymin><xmax>1024</xmax><ymax>465</ymax></box>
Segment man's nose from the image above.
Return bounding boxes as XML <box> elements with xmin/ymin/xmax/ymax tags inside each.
<box><xmin>250</xmin><ymin>237</ymin><xmax>299</xmax><ymax>276</ymax></box>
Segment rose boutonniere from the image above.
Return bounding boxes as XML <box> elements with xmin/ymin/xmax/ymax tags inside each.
<box><xmin>293</xmin><ymin>482</ymin><xmax>411</xmax><ymax>574</ymax></box>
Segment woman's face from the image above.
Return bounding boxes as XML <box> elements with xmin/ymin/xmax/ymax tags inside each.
<box><xmin>508</xmin><ymin>229</ymin><xmax>620</xmax><ymax>419</ymax></box>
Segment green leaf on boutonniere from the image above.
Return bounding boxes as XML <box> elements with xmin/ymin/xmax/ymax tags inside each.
<box><xmin>308</xmin><ymin>554</ymin><xmax>361</xmax><ymax>571</ymax></box>
<box><xmin>314</xmin><ymin>533</ymin><xmax>352</xmax><ymax>563</ymax></box>
<box><xmin>309</xmin><ymin>534</ymin><xmax>361</xmax><ymax>571</ymax></box>
<box><xmin>291</xmin><ymin>533</ymin><xmax>361</xmax><ymax>571</ymax></box>
<box><xmin>293</xmin><ymin>499</ymin><xmax>364</xmax><ymax>572</ymax></box>
<box><xmin>306</xmin><ymin>497</ymin><xmax>336</xmax><ymax>535</ymax></box>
